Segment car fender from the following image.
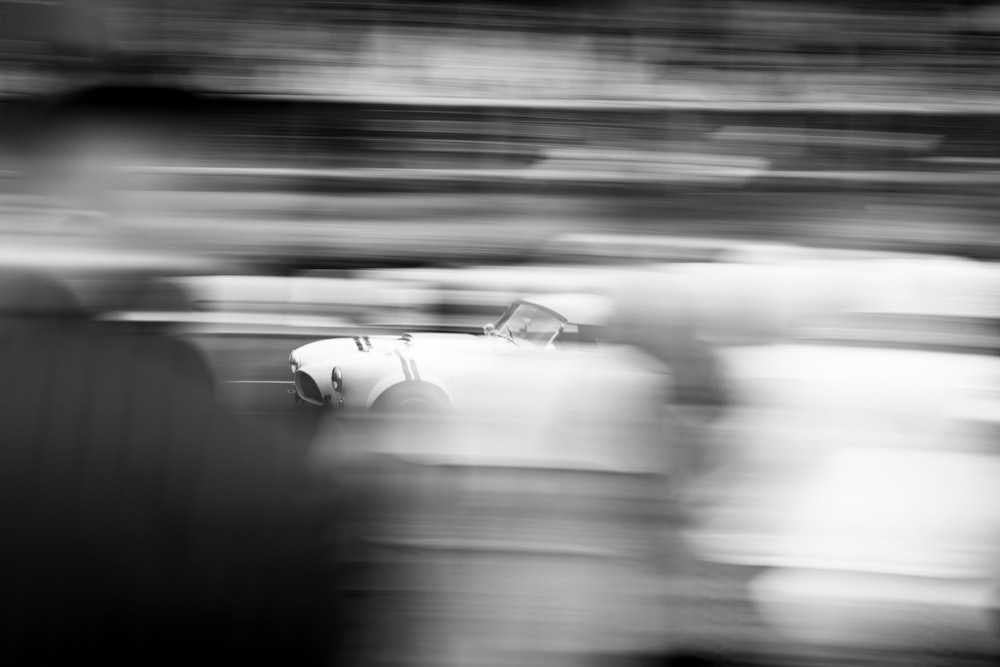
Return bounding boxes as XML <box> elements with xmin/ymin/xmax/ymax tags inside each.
<box><xmin>365</xmin><ymin>344</ymin><xmax>501</xmax><ymax>409</ymax></box>
<box><xmin>366</xmin><ymin>370</ymin><xmax>452</xmax><ymax>410</ymax></box>
<box><xmin>366</xmin><ymin>346</ymin><xmax>465</xmax><ymax>408</ymax></box>
<box><xmin>326</xmin><ymin>351</ymin><xmax>402</xmax><ymax>409</ymax></box>
<box><xmin>368</xmin><ymin>379</ymin><xmax>453</xmax><ymax>411</ymax></box>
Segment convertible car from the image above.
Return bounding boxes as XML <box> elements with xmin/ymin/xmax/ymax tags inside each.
<box><xmin>288</xmin><ymin>293</ymin><xmax>610</xmax><ymax>411</ymax></box>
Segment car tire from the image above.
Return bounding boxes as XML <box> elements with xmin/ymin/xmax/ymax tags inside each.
<box><xmin>371</xmin><ymin>383</ymin><xmax>451</xmax><ymax>414</ymax></box>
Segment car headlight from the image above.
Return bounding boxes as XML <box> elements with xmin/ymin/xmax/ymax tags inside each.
<box><xmin>289</xmin><ymin>350</ymin><xmax>301</xmax><ymax>373</ymax></box>
<box><xmin>331</xmin><ymin>366</ymin><xmax>343</xmax><ymax>392</ymax></box>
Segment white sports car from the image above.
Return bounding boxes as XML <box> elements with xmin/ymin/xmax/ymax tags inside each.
<box><xmin>288</xmin><ymin>293</ymin><xmax>611</xmax><ymax>412</ymax></box>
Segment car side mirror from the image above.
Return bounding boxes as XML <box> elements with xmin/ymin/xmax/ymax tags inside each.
<box><xmin>483</xmin><ymin>323</ymin><xmax>496</xmax><ymax>335</ymax></box>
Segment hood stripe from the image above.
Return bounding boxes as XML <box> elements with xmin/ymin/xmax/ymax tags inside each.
<box><xmin>395</xmin><ymin>349</ymin><xmax>413</xmax><ymax>381</ymax></box>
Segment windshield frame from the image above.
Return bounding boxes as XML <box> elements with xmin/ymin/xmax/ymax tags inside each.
<box><xmin>491</xmin><ymin>300</ymin><xmax>569</xmax><ymax>348</ymax></box>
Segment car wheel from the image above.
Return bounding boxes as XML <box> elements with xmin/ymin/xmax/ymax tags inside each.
<box><xmin>371</xmin><ymin>384</ymin><xmax>450</xmax><ymax>414</ymax></box>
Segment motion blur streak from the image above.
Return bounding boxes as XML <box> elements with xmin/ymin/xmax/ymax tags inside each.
<box><xmin>3</xmin><ymin>1</ymin><xmax>1000</xmax><ymax>667</ymax></box>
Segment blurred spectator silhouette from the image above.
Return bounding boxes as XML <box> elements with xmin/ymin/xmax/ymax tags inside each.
<box><xmin>608</xmin><ymin>274</ymin><xmax>731</xmax><ymax>492</ymax></box>
<box><xmin>0</xmin><ymin>268</ymin><xmax>337</xmax><ymax>667</ymax></box>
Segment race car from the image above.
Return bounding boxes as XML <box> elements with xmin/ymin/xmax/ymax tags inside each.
<box><xmin>288</xmin><ymin>293</ymin><xmax>610</xmax><ymax>412</ymax></box>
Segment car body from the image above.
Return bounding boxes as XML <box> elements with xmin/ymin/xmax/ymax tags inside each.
<box><xmin>288</xmin><ymin>293</ymin><xmax>611</xmax><ymax>411</ymax></box>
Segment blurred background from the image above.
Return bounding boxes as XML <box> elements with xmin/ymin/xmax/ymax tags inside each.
<box><xmin>3</xmin><ymin>0</ymin><xmax>1000</xmax><ymax>268</ymax></box>
<box><xmin>1</xmin><ymin>1</ymin><xmax>1000</xmax><ymax>666</ymax></box>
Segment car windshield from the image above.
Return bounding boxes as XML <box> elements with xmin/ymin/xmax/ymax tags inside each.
<box><xmin>493</xmin><ymin>302</ymin><xmax>565</xmax><ymax>348</ymax></box>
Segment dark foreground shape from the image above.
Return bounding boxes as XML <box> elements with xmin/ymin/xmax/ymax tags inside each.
<box><xmin>0</xmin><ymin>269</ymin><xmax>341</xmax><ymax>667</ymax></box>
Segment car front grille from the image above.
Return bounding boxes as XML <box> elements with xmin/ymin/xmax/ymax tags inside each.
<box><xmin>295</xmin><ymin>370</ymin><xmax>324</xmax><ymax>403</ymax></box>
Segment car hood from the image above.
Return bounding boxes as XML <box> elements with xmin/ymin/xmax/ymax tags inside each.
<box><xmin>293</xmin><ymin>331</ymin><xmax>498</xmax><ymax>366</ymax></box>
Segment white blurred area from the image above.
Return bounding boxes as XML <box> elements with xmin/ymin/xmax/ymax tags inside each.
<box><xmin>668</xmin><ymin>257</ymin><xmax>1000</xmax><ymax>656</ymax></box>
<box><xmin>310</xmin><ymin>347</ymin><xmax>675</xmax><ymax>667</ymax></box>
<box><xmin>747</xmin><ymin>449</ymin><xmax>1000</xmax><ymax>651</ymax></box>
